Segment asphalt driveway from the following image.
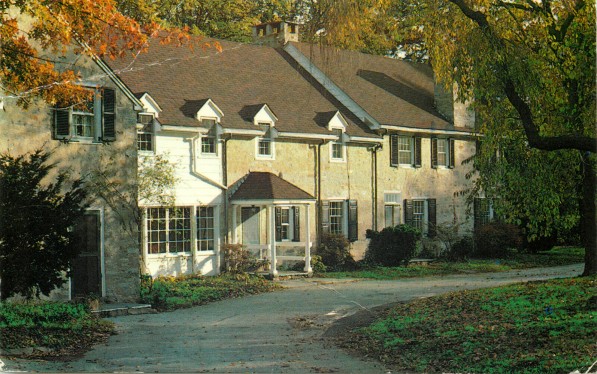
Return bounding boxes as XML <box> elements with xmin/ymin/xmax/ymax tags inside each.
<box><xmin>2</xmin><ymin>264</ymin><xmax>583</xmax><ymax>373</ymax></box>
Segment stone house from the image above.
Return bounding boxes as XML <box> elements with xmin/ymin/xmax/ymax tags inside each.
<box><xmin>106</xmin><ymin>21</ymin><xmax>478</xmax><ymax>278</ymax></box>
<box><xmin>0</xmin><ymin>52</ymin><xmax>143</xmax><ymax>302</ymax></box>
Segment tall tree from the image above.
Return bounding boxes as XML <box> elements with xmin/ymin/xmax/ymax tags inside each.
<box><xmin>0</xmin><ymin>0</ymin><xmax>187</xmax><ymax>108</ymax></box>
<box><xmin>312</xmin><ymin>0</ymin><xmax>596</xmax><ymax>274</ymax></box>
<box><xmin>420</xmin><ymin>0</ymin><xmax>596</xmax><ymax>275</ymax></box>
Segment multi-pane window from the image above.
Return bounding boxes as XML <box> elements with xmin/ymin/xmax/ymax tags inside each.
<box><xmin>201</xmin><ymin>119</ymin><xmax>217</xmax><ymax>155</ymax></box>
<box><xmin>331</xmin><ymin>129</ymin><xmax>344</xmax><ymax>161</ymax></box>
<box><xmin>437</xmin><ymin>139</ymin><xmax>447</xmax><ymax>166</ymax></box>
<box><xmin>197</xmin><ymin>207</ymin><xmax>215</xmax><ymax>251</ymax></box>
<box><xmin>72</xmin><ymin>99</ymin><xmax>94</xmax><ymax>138</ymax></box>
<box><xmin>257</xmin><ymin>123</ymin><xmax>273</xmax><ymax>158</ymax></box>
<box><xmin>201</xmin><ymin>136</ymin><xmax>216</xmax><ymax>154</ymax></box>
<box><xmin>398</xmin><ymin>136</ymin><xmax>412</xmax><ymax>165</ymax></box>
<box><xmin>137</xmin><ymin>114</ymin><xmax>154</xmax><ymax>152</ymax></box>
<box><xmin>412</xmin><ymin>200</ymin><xmax>425</xmax><ymax>232</ymax></box>
<box><xmin>54</xmin><ymin>88</ymin><xmax>115</xmax><ymax>142</ymax></box>
<box><xmin>329</xmin><ymin>201</ymin><xmax>344</xmax><ymax>235</ymax></box>
<box><xmin>147</xmin><ymin>208</ymin><xmax>191</xmax><ymax>254</ymax></box>
<box><xmin>280</xmin><ymin>208</ymin><xmax>290</xmax><ymax>240</ymax></box>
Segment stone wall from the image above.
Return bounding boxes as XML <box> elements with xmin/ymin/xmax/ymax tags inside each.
<box><xmin>0</xmin><ymin>55</ymin><xmax>141</xmax><ymax>302</ymax></box>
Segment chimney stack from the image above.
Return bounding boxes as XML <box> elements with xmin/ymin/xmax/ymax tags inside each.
<box><xmin>252</xmin><ymin>21</ymin><xmax>299</xmax><ymax>47</ymax></box>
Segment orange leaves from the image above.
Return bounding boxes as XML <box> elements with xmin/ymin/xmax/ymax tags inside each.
<box><xmin>1</xmin><ymin>0</ymin><xmax>195</xmax><ymax>106</ymax></box>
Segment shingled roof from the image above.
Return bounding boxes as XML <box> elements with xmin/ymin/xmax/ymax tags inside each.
<box><xmin>230</xmin><ymin>172</ymin><xmax>315</xmax><ymax>201</ymax></box>
<box><xmin>289</xmin><ymin>43</ymin><xmax>468</xmax><ymax>133</ymax></box>
<box><xmin>106</xmin><ymin>37</ymin><xmax>377</xmax><ymax>138</ymax></box>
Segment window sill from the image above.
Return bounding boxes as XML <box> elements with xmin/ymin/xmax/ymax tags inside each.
<box><xmin>330</xmin><ymin>158</ymin><xmax>346</xmax><ymax>163</ymax></box>
<box><xmin>147</xmin><ymin>253</ymin><xmax>192</xmax><ymax>258</ymax></box>
<box><xmin>200</xmin><ymin>153</ymin><xmax>219</xmax><ymax>159</ymax></box>
<box><xmin>255</xmin><ymin>155</ymin><xmax>275</xmax><ymax>160</ymax></box>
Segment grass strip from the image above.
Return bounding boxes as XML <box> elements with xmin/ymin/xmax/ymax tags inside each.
<box><xmin>140</xmin><ymin>273</ymin><xmax>280</xmax><ymax>311</ymax></box>
<box><xmin>343</xmin><ymin>276</ymin><xmax>597</xmax><ymax>373</ymax></box>
<box><xmin>323</xmin><ymin>247</ymin><xmax>584</xmax><ymax>280</ymax></box>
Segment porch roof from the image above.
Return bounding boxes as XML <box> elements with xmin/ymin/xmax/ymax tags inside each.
<box><xmin>230</xmin><ymin>172</ymin><xmax>315</xmax><ymax>202</ymax></box>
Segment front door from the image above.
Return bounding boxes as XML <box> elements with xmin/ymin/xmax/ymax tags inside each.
<box><xmin>71</xmin><ymin>210</ymin><xmax>102</xmax><ymax>299</ymax></box>
<box><xmin>241</xmin><ymin>207</ymin><xmax>261</xmax><ymax>245</ymax></box>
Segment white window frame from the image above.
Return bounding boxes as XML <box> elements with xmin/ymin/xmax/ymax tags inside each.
<box><xmin>411</xmin><ymin>199</ymin><xmax>428</xmax><ymax>234</ymax></box>
<box><xmin>256</xmin><ymin>123</ymin><xmax>275</xmax><ymax>160</ymax></box>
<box><xmin>329</xmin><ymin>201</ymin><xmax>346</xmax><ymax>235</ymax></box>
<box><xmin>437</xmin><ymin>138</ymin><xmax>448</xmax><ymax>167</ymax></box>
<box><xmin>197</xmin><ymin>206</ymin><xmax>215</xmax><ymax>252</ymax></box>
<box><xmin>145</xmin><ymin>205</ymin><xmax>219</xmax><ymax>256</ymax></box>
<box><xmin>398</xmin><ymin>136</ymin><xmax>413</xmax><ymax>165</ymax></box>
<box><xmin>384</xmin><ymin>192</ymin><xmax>402</xmax><ymax>228</ymax></box>
<box><xmin>146</xmin><ymin>207</ymin><xmax>192</xmax><ymax>255</ymax></box>
<box><xmin>330</xmin><ymin>130</ymin><xmax>346</xmax><ymax>162</ymax></box>
<box><xmin>200</xmin><ymin>118</ymin><xmax>218</xmax><ymax>157</ymax></box>
<box><xmin>71</xmin><ymin>101</ymin><xmax>95</xmax><ymax>139</ymax></box>
<box><xmin>137</xmin><ymin>113</ymin><xmax>154</xmax><ymax>153</ymax></box>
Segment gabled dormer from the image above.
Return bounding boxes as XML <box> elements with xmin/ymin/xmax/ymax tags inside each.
<box><xmin>328</xmin><ymin>111</ymin><xmax>348</xmax><ymax>162</ymax></box>
<box><xmin>196</xmin><ymin>98</ymin><xmax>224</xmax><ymax>124</ymax></box>
<box><xmin>137</xmin><ymin>92</ymin><xmax>162</xmax><ymax>118</ymax></box>
<box><xmin>253</xmin><ymin>104</ymin><xmax>278</xmax><ymax>126</ymax></box>
<box><xmin>327</xmin><ymin>111</ymin><xmax>348</xmax><ymax>133</ymax></box>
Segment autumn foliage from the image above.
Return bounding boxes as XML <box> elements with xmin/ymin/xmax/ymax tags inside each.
<box><xmin>0</xmin><ymin>0</ymin><xmax>190</xmax><ymax>107</ymax></box>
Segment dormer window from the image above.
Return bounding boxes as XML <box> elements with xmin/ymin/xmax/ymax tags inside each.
<box><xmin>257</xmin><ymin>123</ymin><xmax>274</xmax><ymax>159</ymax></box>
<box><xmin>201</xmin><ymin>118</ymin><xmax>218</xmax><ymax>156</ymax></box>
<box><xmin>330</xmin><ymin>129</ymin><xmax>345</xmax><ymax>162</ymax></box>
<box><xmin>137</xmin><ymin>113</ymin><xmax>154</xmax><ymax>152</ymax></box>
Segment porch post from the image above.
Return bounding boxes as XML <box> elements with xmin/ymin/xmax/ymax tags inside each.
<box><xmin>232</xmin><ymin>204</ymin><xmax>237</xmax><ymax>243</ymax></box>
<box><xmin>304</xmin><ymin>204</ymin><xmax>312</xmax><ymax>273</ymax></box>
<box><xmin>269</xmin><ymin>205</ymin><xmax>278</xmax><ymax>276</ymax></box>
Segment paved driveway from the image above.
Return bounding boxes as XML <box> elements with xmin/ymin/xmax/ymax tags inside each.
<box><xmin>2</xmin><ymin>264</ymin><xmax>583</xmax><ymax>373</ymax></box>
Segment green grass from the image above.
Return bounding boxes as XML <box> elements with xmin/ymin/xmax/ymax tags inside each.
<box><xmin>323</xmin><ymin>247</ymin><xmax>584</xmax><ymax>280</ymax></box>
<box><xmin>0</xmin><ymin>301</ymin><xmax>115</xmax><ymax>354</ymax></box>
<box><xmin>344</xmin><ymin>276</ymin><xmax>596</xmax><ymax>373</ymax></box>
<box><xmin>141</xmin><ymin>273</ymin><xmax>280</xmax><ymax>311</ymax></box>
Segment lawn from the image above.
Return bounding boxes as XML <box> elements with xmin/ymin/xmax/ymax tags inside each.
<box><xmin>341</xmin><ymin>276</ymin><xmax>596</xmax><ymax>373</ymax></box>
<box><xmin>323</xmin><ymin>247</ymin><xmax>584</xmax><ymax>280</ymax></box>
<box><xmin>140</xmin><ymin>273</ymin><xmax>280</xmax><ymax>311</ymax></box>
<box><xmin>0</xmin><ymin>301</ymin><xmax>115</xmax><ymax>358</ymax></box>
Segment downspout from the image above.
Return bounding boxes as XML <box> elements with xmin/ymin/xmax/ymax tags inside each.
<box><xmin>222</xmin><ymin>134</ymin><xmax>230</xmax><ymax>243</ymax></box>
<box><xmin>371</xmin><ymin>144</ymin><xmax>381</xmax><ymax>231</ymax></box>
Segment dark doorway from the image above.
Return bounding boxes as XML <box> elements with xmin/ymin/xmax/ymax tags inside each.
<box><xmin>71</xmin><ymin>210</ymin><xmax>102</xmax><ymax>298</ymax></box>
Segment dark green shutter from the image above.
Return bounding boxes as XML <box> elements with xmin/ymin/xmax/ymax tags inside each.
<box><xmin>348</xmin><ymin>199</ymin><xmax>358</xmax><ymax>242</ymax></box>
<box><xmin>54</xmin><ymin>108</ymin><xmax>70</xmax><ymax>139</ymax></box>
<box><xmin>275</xmin><ymin>207</ymin><xmax>282</xmax><ymax>241</ymax></box>
<box><xmin>413</xmin><ymin>137</ymin><xmax>422</xmax><ymax>168</ymax></box>
<box><xmin>320</xmin><ymin>200</ymin><xmax>330</xmax><ymax>233</ymax></box>
<box><xmin>390</xmin><ymin>134</ymin><xmax>398</xmax><ymax>166</ymax></box>
<box><xmin>102</xmin><ymin>88</ymin><xmax>116</xmax><ymax>141</ymax></box>
<box><xmin>293</xmin><ymin>207</ymin><xmax>300</xmax><ymax>242</ymax></box>
<box><xmin>404</xmin><ymin>199</ymin><xmax>414</xmax><ymax>227</ymax></box>
<box><xmin>449</xmin><ymin>138</ymin><xmax>455</xmax><ymax>168</ymax></box>
<box><xmin>427</xmin><ymin>198</ymin><xmax>437</xmax><ymax>238</ymax></box>
<box><xmin>431</xmin><ymin>138</ymin><xmax>438</xmax><ymax>169</ymax></box>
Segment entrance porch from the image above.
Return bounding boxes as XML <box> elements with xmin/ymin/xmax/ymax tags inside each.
<box><xmin>229</xmin><ymin>172</ymin><xmax>316</xmax><ymax>276</ymax></box>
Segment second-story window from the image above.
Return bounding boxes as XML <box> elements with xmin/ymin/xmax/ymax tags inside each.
<box><xmin>390</xmin><ymin>134</ymin><xmax>421</xmax><ymax>167</ymax></box>
<box><xmin>257</xmin><ymin>123</ymin><xmax>274</xmax><ymax>158</ymax></box>
<box><xmin>330</xmin><ymin>129</ymin><xmax>345</xmax><ymax>162</ymax></box>
<box><xmin>137</xmin><ymin>113</ymin><xmax>154</xmax><ymax>152</ymax></box>
<box><xmin>201</xmin><ymin>119</ymin><xmax>218</xmax><ymax>155</ymax></box>
<box><xmin>431</xmin><ymin>138</ymin><xmax>455</xmax><ymax>168</ymax></box>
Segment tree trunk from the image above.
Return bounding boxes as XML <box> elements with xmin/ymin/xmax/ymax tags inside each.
<box><xmin>581</xmin><ymin>152</ymin><xmax>597</xmax><ymax>276</ymax></box>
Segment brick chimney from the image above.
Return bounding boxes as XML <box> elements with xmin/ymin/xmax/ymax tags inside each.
<box><xmin>252</xmin><ymin>21</ymin><xmax>299</xmax><ymax>47</ymax></box>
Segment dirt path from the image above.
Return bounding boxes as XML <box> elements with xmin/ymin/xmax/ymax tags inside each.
<box><xmin>1</xmin><ymin>264</ymin><xmax>583</xmax><ymax>373</ymax></box>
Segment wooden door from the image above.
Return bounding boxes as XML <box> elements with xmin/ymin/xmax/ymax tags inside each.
<box><xmin>71</xmin><ymin>211</ymin><xmax>102</xmax><ymax>298</ymax></box>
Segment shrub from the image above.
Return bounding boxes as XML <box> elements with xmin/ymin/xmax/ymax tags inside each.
<box><xmin>474</xmin><ymin>222</ymin><xmax>523</xmax><ymax>258</ymax></box>
<box><xmin>221</xmin><ymin>244</ymin><xmax>265</xmax><ymax>274</ymax></box>
<box><xmin>365</xmin><ymin>225</ymin><xmax>421</xmax><ymax>267</ymax></box>
<box><xmin>443</xmin><ymin>236</ymin><xmax>474</xmax><ymax>261</ymax></box>
<box><xmin>315</xmin><ymin>233</ymin><xmax>355</xmax><ymax>271</ymax></box>
<box><xmin>288</xmin><ymin>255</ymin><xmax>327</xmax><ymax>273</ymax></box>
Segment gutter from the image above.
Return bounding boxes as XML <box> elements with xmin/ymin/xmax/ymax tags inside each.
<box><xmin>381</xmin><ymin>125</ymin><xmax>477</xmax><ymax>137</ymax></box>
